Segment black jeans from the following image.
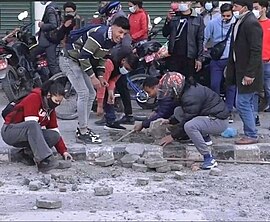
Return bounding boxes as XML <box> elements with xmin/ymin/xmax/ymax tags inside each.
<box><xmin>116</xmin><ymin>75</ymin><xmax>132</xmax><ymax>116</ymax></box>
<box><xmin>166</xmin><ymin>55</ymin><xmax>196</xmax><ymax>80</ymax></box>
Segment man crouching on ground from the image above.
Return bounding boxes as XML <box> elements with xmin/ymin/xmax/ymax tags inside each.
<box><xmin>159</xmin><ymin>73</ymin><xmax>229</xmax><ymax>170</ymax></box>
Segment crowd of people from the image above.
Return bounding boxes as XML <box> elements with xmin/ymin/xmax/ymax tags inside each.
<box><xmin>1</xmin><ymin>0</ymin><xmax>270</xmax><ymax>172</ymax></box>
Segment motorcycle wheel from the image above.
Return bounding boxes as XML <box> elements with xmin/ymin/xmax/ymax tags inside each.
<box><xmin>2</xmin><ymin>65</ymin><xmax>30</xmax><ymax>102</ymax></box>
<box><xmin>128</xmin><ymin>74</ymin><xmax>157</xmax><ymax>110</ymax></box>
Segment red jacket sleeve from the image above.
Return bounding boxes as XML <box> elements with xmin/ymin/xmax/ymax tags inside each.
<box><xmin>96</xmin><ymin>59</ymin><xmax>114</xmax><ymax>104</ymax></box>
<box><xmin>132</xmin><ymin>11</ymin><xmax>148</xmax><ymax>41</ymax></box>
<box><xmin>46</xmin><ymin>110</ymin><xmax>67</xmax><ymax>155</ymax></box>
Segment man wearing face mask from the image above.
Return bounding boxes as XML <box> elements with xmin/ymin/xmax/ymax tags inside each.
<box><xmin>253</xmin><ymin>1</ymin><xmax>270</xmax><ymax>117</ymax></box>
<box><xmin>204</xmin><ymin>3</ymin><xmax>236</xmax><ymax>123</ymax></box>
<box><xmin>162</xmin><ymin>1</ymin><xmax>204</xmax><ymax>81</ymax></box>
<box><xmin>201</xmin><ymin>1</ymin><xmax>220</xmax><ymax>26</ymax></box>
<box><xmin>226</xmin><ymin>0</ymin><xmax>263</xmax><ymax>145</ymax></box>
<box><xmin>96</xmin><ymin>46</ymin><xmax>139</xmax><ymax>130</ymax></box>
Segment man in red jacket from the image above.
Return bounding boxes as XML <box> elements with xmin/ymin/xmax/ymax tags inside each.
<box><xmin>1</xmin><ymin>81</ymin><xmax>73</xmax><ymax>172</ymax></box>
<box><xmin>128</xmin><ymin>0</ymin><xmax>149</xmax><ymax>44</ymax></box>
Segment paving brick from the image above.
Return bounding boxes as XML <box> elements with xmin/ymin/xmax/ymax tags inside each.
<box><xmin>209</xmin><ymin>168</ymin><xmax>222</xmax><ymax>176</ymax></box>
<box><xmin>95</xmin><ymin>154</ymin><xmax>115</xmax><ymax>167</ymax></box>
<box><xmin>153</xmin><ymin>175</ymin><xmax>165</xmax><ymax>182</ymax></box>
<box><xmin>94</xmin><ymin>187</ymin><xmax>113</xmax><ymax>196</ymax></box>
<box><xmin>120</xmin><ymin>154</ymin><xmax>140</xmax><ymax>168</ymax></box>
<box><xmin>68</xmin><ymin>147</ymin><xmax>87</xmax><ymax>160</ymax></box>
<box><xmin>186</xmin><ymin>146</ymin><xmax>203</xmax><ymax>161</ymax></box>
<box><xmin>145</xmin><ymin>159</ymin><xmax>167</xmax><ymax>169</ymax></box>
<box><xmin>36</xmin><ymin>198</ymin><xmax>62</xmax><ymax>209</ymax></box>
<box><xmin>59</xmin><ymin>187</ymin><xmax>67</xmax><ymax>192</ymax></box>
<box><xmin>148</xmin><ymin>119</ymin><xmax>168</xmax><ymax>139</ymax></box>
<box><xmin>212</xmin><ymin>144</ymin><xmax>235</xmax><ymax>160</ymax></box>
<box><xmin>156</xmin><ymin>165</ymin><xmax>171</xmax><ymax>173</ymax></box>
<box><xmin>136</xmin><ymin>178</ymin><xmax>149</xmax><ymax>186</ymax></box>
<box><xmin>234</xmin><ymin>145</ymin><xmax>260</xmax><ymax>161</ymax></box>
<box><xmin>174</xmin><ymin>171</ymin><xmax>186</xmax><ymax>180</ymax></box>
<box><xmin>29</xmin><ymin>181</ymin><xmax>42</xmax><ymax>191</ymax></box>
<box><xmin>132</xmin><ymin>163</ymin><xmax>147</xmax><ymax>173</ymax></box>
<box><xmin>137</xmin><ymin>157</ymin><xmax>146</xmax><ymax>164</ymax></box>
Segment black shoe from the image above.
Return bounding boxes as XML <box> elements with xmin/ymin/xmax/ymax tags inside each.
<box><xmin>37</xmin><ymin>155</ymin><xmax>59</xmax><ymax>173</ymax></box>
<box><xmin>104</xmin><ymin>122</ymin><xmax>126</xmax><ymax>130</ymax></box>
<box><xmin>256</xmin><ymin>115</ymin><xmax>261</xmax><ymax>126</ymax></box>
<box><xmin>117</xmin><ymin>115</ymin><xmax>135</xmax><ymax>125</ymax></box>
<box><xmin>95</xmin><ymin>116</ymin><xmax>106</xmax><ymax>126</ymax></box>
<box><xmin>9</xmin><ymin>148</ymin><xmax>35</xmax><ymax>166</ymax></box>
<box><xmin>76</xmin><ymin>128</ymin><xmax>100</xmax><ymax>138</ymax></box>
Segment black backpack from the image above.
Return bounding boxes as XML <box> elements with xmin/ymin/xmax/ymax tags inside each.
<box><xmin>2</xmin><ymin>95</ymin><xmax>28</xmax><ymax>120</ymax></box>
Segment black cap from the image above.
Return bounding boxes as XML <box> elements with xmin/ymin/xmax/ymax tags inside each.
<box><xmin>232</xmin><ymin>0</ymin><xmax>253</xmax><ymax>10</ymax></box>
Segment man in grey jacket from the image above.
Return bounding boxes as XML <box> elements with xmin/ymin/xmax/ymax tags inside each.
<box><xmin>31</xmin><ymin>1</ymin><xmax>62</xmax><ymax>76</ymax></box>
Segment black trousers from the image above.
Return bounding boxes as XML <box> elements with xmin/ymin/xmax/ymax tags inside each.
<box><xmin>116</xmin><ymin>75</ymin><xmax>132</xmax><ymax>116</ymax></box>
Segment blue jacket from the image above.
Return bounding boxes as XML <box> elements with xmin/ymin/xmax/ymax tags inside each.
<box><xmin>142</xmin><ymin>97</ymin><xmax>178</xmax><ymax>129</ymax></box>
<box><xmin>204</xmin><ymin>15</ymin><xmax>235</xmax><ymax>59</ymax></box>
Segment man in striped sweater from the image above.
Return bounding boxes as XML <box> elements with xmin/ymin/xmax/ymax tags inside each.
<box><xmin>60</xmin><ymin>16</ymin><xmax>130</xmax><ymax>144</ymax></box>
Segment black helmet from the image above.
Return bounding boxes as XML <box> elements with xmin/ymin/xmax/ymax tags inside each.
<box><xmin>136</xmin><ymin>40</ymin><xmax>162</xmax><ymax>58</ymax></box>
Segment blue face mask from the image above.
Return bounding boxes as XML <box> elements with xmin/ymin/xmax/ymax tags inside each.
<box><xmin>178</xmin><ymin>3</ymin><xmax>189</xmax><ymax>12</ymax></box>
<box><xmin>119</xmin><ymin>66</ymin><xmax>129</xmax><ymax>75</ymax></box>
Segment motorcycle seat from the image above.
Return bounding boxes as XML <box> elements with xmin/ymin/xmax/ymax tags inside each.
<box><xmin>36</xmin><ymin>52</ymin><xmax>46</xmax><ymax>59</ymax></box>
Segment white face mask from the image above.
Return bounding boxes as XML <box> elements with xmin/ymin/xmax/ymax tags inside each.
<box><xmin>252</xmin><ymin>9</ymin><xmax>261</xmax><ymax>19</ymax></box>
<box><xmin>205</xmin><ymin>2</ymin><xmax>213</xmax><ymax>11</ymax></box>
<box><xmin>194</xmin><ymin>7</ymin><xmax>201</xmax><ymax>14</ymax></box>
<box><xmin>233</xmin><ymin>11</ymin><xmax>240</xmax><ymax>19</ymax></box>
<box><xmin>178</xmin><ymin>3</ymin><xmax>189</xmax><ymax>12</ymax></box>
<box><xmin>129</xmin><ymin>6</ymin><xmax>136</xmax><ymax>13</ymax></box>
<box><xmin>119</xmin><ymin>66</ymin><xmax>129</xmax><ymax>75</ymax></box>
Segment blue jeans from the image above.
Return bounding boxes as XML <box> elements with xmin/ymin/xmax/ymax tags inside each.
<box><xmin>236</xmin><ymin>92</ymin><xmax>258</xmax><ymax>138</ymax></box>
<box><xmin>210</xmin><ymin>59</ymin><xmax>236</xmax><ymax>112</ymax></box>
<box><xmin>263</xmin><ymin>62</ymin><xmax>270</xmax><ymax>107</ymax></box>
<box><xmin>104</xmin><ymin>91</ymin><xmax>116</xmax><ymax>124</ymax></box>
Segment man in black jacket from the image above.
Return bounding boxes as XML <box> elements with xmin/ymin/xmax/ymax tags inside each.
<box><xmin>226</xmin><ymin>0</ymin><xmax>263</xmax><ymax>145</ymax></box>
<box><xmin>31</xmin><ymin>2</ymin><xmax>62</xmax><ymax>76</ymax></box>
<box><xmin>162</xmin><ymin>1</ymin><xmax>204</xmax><ymax>81</ymax></box>
<box><xmin>160</xmin><ymin>80</ymin><xmax>229</xmax><ymax>170</ymax></box>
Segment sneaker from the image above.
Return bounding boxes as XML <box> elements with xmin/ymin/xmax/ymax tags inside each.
<box><xmin>228</xmin><ymin>113</ymin><xmax>234</xmax><ymax>124</ymax></box>
<box><xmin>76</xmin><ymin>130</ymin><xmax>102</xmax><ymax>144</ymax></box>
<box><xmin>104</xmin><ymin>122</ymin><xmax>126</xmax><ymax>130</ymax></box>
<box><xmin>188</xmin><ymin>135</ymin><xmax>213</xmax><ymax>146</ymax></box>
<box><xmin>255</xmin><ymin>115</ymin><xmax>261</xmax><ymax>126</ymax></box>
<box><xmin>37</xmin><ymin>155</ymin><xmax>59</xmax><ymax>173</ymax></box>
<box><xmin>95</xmin><ymin>116</ymin><xmax>106</xmax><ymax>126</ymax></box>
<box><xmin>76</xmin><ymin>128</ymin><xmax>100</xmax><ymax>138</ymax></box>
<box><xmin>201</xmin><ymin>154</ymin><xmax>218</xmax><ymax>170</ymax></box>
<box><xmin>117</xmin><ymin>115</ymin><xmax>135</xmax><ymax>125</ymax></box>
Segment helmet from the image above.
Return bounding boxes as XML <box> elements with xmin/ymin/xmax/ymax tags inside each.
<box><xmin>136</xmin><ymin>40</ymin><xmax>162</xmax><ymax>58</ymax></box>
<box><xmin>157</xmin><ymin>72</ymin><xmax>185</xmax><ymax>100</ymax></box>
<box><xmin>98</xmin><ymin>1</ymin><xmax>121</xmax><ymax>16</ymax></box>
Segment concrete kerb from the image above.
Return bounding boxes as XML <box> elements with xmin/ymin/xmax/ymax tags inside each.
<box><xmin>2</xmin><ymin>142</ymin><xmax>270</xmax><ymax>163</ymax></box>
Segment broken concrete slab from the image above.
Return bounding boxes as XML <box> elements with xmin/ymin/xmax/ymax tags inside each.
<box><xmin>169</xmin><ymin>163</ymin><xmax>184</xmax><ymax>171</ymax></box>
<box><xmin>36</xmin><ymin>198</ymin><xmax>62</xmax><ymax>209</ymax></box>
<box><xmin>94</xmin><ymin>187</ymin><xmax>113</xmax><ymax>196</ymax></box>
<box><xmin>59</xmin><ymin>187</ymin><xmax>67</xmax><ymax>192</ymax></box>
<box><xmin>153</xmin><ymin>175</ymin><xmax>165</xmax><ymax>182</ymax></box>
<box><xmin>95</xmin><ymin>153</ymin><xmax>115</xmax><ymax>167</ymax></box>
<box><xmin>148</xmin><ymin>118</ymin><xmax>168</xmax><ymax>139</ymax></box>
<box><xmin>137</xmin><ymin>157</ymin><xmax>146</xmax><ymax>164</ymax></box>
<box><xmin>132</xmin><ymin>163</ymin><xmax>147</xmax><ymax>173</ymax></box>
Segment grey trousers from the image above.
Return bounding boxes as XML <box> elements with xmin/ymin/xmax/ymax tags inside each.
<box><xmin>183</xmin><ymin>115</ymin><xmax>228</xmax><ymax>156</ymax></box>
<box><xmin>59</xmin><ymin>56</ymin><xmax>96</xmax><ymax>133</ymax></box>
<box><xmin>1</xmin><ymin>121</ymin><xmax>60</xmax><ymax>162</ymax></box>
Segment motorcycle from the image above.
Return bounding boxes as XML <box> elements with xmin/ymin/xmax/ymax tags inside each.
<box><xmin>0</xmin><ymin>11</ymin><xmax>47</xmax><ymax>102</ymax></box>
